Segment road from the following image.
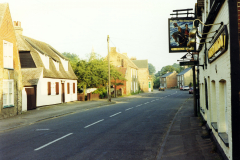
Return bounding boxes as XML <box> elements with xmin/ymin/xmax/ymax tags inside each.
<box><xmin>0</xmin><ymin>89</ymin><xmax>192</xmax><ymax>160</ymax></box>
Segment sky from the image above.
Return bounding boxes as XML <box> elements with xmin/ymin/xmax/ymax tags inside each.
<box><xmin>6</xmin><ymin>0</ymin><xmax>197</xmax><ymax>73</ymax></box>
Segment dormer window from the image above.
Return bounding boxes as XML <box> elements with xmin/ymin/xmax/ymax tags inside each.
<box><xmin>53</xmin><ymin>60</ymin><xmax>59</xmax><ymax>71</ymax></box>
<box><xmin>61</xmin><ymin>58</ymin><xmax>68</xmax><ymax>71</ymax></box>
<box><xmin>37</xmin><ymin>50</ymin><xmax>49</xmax><ymax>69</ymax></box>
<box><xmin>3</xmin><ymin>40</ymin><xmax>13</xmax><ymax>69</ymax></box>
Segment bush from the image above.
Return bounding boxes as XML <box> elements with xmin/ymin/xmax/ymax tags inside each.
<box><xmin>93</xmin><ymin>86</ymin><xmax>107</xmax><ymax>99</ymax></box>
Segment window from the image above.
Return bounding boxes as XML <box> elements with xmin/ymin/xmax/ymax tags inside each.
<box><xmin>56</xmin><ymin>82</ymin><xmax>59</xmax><ymax>95</ymax></box>
<box><xmin>73</xmin><ymin>83</ymin><xmax>75</xmax><ymax>94</ymax></box>
<box><xmin>53</xmin><ymin>60</ymin><xmax>59</xmax><ymax>71</ymax></box>
<box><xmin>48</xmin><ymin>82</ymin><xmax>51</xmax><ymax>95</ymax></box>
<box><xmin>61</xmin><ymin>58</ymin><xmax>68</xmax><ymax>71</ymax></box>
<box><xmin>3</xmin><ymin>80</ymin><xmax>14</xmax><ymax>108</ymax></box>
<box><xmin>38</xmin><ymin>51</ymin><xmax>49</xmax><ymax>69</ymax></box>
<box><xmin>67</xmin><ymin>83</ymin><xmax>70</xmax><ymax>94</ymax></box>
<box><xmin>3</xmin><ymin>40</ymin><xmax>13</xmax><ymax>69</ymax></box>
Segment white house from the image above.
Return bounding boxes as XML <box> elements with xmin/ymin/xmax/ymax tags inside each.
<box><xmin>14</xmin><ymin>21</ymin><xmax>78</xmax><ymax>111</ymax></box>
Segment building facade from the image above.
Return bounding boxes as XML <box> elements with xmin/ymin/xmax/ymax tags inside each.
<box><xmin>14</xmin><ymin>22</ymin><xmax>77</xmax><ymax>111</ymax></box>
<box><xmin>132</xmin><ymin>59</ymin><xmax>153</xmax><ymax>92</ymax></box>
<box><xmin>106</xmin><ymin>47</ymin><xmax>139</xmax><ymax>95</ymax></box>
<box><xmin>177</xmin><ymin>67</ymin><xmax>193</xmax><ymax>88</ymax></box>
<box><xmin>0</xmin><ymin>3</ymin><xmax>23</xmax><ymax>119</ymax></box>
<box><xmin>160</xmin><ymin>71</ymin><xmax>177</xmax><ymax>88</ymax></box>
<box><xmin>196</xmin><ymin>0</ymin><xmax>240</xmax><ymax>159</ymax></box>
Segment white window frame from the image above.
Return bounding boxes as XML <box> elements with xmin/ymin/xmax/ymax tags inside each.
<box><xmin>3</xmin><ymin>40</ymin><xmax>13</xmax><ymax>69</ymax></box>
<box><xmin>53</xmin><ymin>60</ymin><xmax>59</xmax><ymax>71</ymax></box>
<box><xmin>51</xmin><ymin>82</ymin><xmax>56</xmax><ymax>95</ymax></box>
<box><xmin>3</xmin><ymin>79</ymin><xmax>14</xmax><ymax>108</ymax></box>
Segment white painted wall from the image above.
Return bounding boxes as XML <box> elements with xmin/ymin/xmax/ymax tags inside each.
<box><xmin>37</xmin><ymin>72</ymin><xmax>77</xmax><ymax>106</ymax></box>
<box><xmin>22</xmin><ymin>89</ymin><xmax>27</xmax><ymax>112</ymax></box>
<box><xmin>199</xmin><ymin>1</ymin><xmax>231</xmax><ymax>159</ymax></box>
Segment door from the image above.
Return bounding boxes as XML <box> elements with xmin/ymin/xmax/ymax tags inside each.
<box><xmin>25</xmin><ymin>87</ymin><xmax>36</xmax><ymax>110</ymax></box>
<box><xmin>61</xmin><ymin>83</ymin><xmax>65</xmax><ymax>103</ymax></box>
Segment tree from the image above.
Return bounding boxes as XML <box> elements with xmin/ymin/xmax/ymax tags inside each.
<box><xmin>148</xmin><ymin>63</ymin><xmax>156</xmax><ymax>75</ymax></box>
<box><xmin>160</xmin><ymin>65</ymin><xmax>175</xmax><ymax>75</ymax></box>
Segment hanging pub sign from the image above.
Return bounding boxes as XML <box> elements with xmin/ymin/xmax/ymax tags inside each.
<box><xmin>208</xmin><ymin>25</ymin><xmax>228</xmax><ymax>63</ymax></box>
<box><xmin>180</xmin><ymin>61</ymin><xmax>198</xmax><ymax>66</ymax></box>
<box><xmin>168</xmin><ymin>18</ymin><xmax>196</xmax><ymax>53</ymax></box>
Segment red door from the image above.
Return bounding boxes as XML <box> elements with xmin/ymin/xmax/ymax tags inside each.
<box><xmin>25</xmin><ymin>87</ymin><xmax>36</xmax><ymax>110</ymax></box>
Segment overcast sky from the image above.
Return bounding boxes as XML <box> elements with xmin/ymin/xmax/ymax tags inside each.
<box><xmin>7</xmin><ymin>0</ymin><xmax>197</xmax><ymax>72</ymax></box>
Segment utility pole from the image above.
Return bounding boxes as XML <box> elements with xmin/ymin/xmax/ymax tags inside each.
<box><xmin>107</xmin><ymin>35</ymin><xmax>111</xmax><ymax>102</ymax></box>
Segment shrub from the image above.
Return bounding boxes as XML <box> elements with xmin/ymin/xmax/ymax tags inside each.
<box><xmin>93</xmin><ymin>86</ymin><xmax>107</xmax><ymax>99</ymax></box>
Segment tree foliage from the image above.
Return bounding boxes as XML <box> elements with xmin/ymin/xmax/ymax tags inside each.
<box><xmin>63</xmin><ymin>53</ymin><xmax>126</xmax><ymax>92</ymax></box>
<box><xmin>148</xmin><ymin>63</ymin><xmax>156</xmax><ymax>75</ymax></box>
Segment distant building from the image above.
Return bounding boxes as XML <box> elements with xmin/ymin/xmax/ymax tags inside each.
<box><xmin>160</xmin><ymin>71</ymin><xmax>177</xmax><ymax>88</ymax></box>
<box><xmin>105</xmin><ymin>47</ymin><xmax>139</xmax><ymax>95</ymax></box>
<box><xmin>177</xmin><ymin>67</ymin><xmax>193</xmax><ymax>88</ymax></box>
<box><xmin>132</xmin><ymin>59</ymin><xmax>153</xmax><ymax>92</ymax></box>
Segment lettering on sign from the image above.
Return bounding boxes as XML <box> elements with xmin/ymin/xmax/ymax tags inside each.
<box><xmin>208</xmin><ymin>25</ymin><xmax>228</xmax><ymax>63</ymax></box>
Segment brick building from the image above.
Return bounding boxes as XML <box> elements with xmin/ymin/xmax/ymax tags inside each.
<box><xmin>0</xmin><ymin>3</ymin><xmax>23</xmax><ymax>119</ymax></box>
<box><xmin>177</xmin><ymin>67</ymin><xmax>193</xmax><ymax>88</ymax></box>
<box><xmin>132</xmin><ymin>59</ymin><xmax>153</xmax><ymax>92</ymax></box>
<box><xmin>196</xmin><ymin>0</ymin><xmax>240</xmax><ymax>159</ymax></box>
<box><xmin>160</xmin><ymin>71</ymin><xmax>177</xmax><ymax>88</ymax></box>
<box><xmin>105</xmin><ymin>47</ymin><xmax>139</xmax><ymax>95</ymax></box>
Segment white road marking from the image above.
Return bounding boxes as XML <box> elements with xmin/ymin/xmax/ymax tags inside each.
<box><xmin>144</xmin><ymin>102</ymin><xmax>149</xmax><ymax>104</ymax></box>
<box><xmin>110</xmin><ymin>112</ymin><xmax>122</xmax><ymax>117</ymax></box>
<box><xmin>36</xmin><ymin>129</ymin><xmax>49</xmax><ymax>131</ymax></box>
<box><xmin>125</xmin><ymin>107</ymin><xmax>133</xmax><ymax>111</ymax></box>
<box><xmin>156</xmin><ymin>99</ymin><xmax>159</xmax><ymax>100</ymax></box>
<box><xmin>151</xmin><ymin>100</ymin><xmax>155</xmax><ymax>102</ymax></box>
<box><xmin>34</xmin><ymin>133</ymin><xmax>73</xmax><ymax>151</ymax></box>
<box><xmin>136</xmin><ymin>104</ymin><xmax>142</xmax><ymax>107</ymax></box>
<box><xmin>84</xmin><ymin>119</ymin><xmax>104</xmax><ymax>128</ymax></box>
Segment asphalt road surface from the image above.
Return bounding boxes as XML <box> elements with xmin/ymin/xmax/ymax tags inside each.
<box><xmin>0</xmin><ymin>89</ymin><xmax>192</xmax><ymax>160</ymax></box>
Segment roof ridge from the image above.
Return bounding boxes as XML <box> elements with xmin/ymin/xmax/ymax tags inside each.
<box><xmin>24</xmin><ymin>36</ymin><xmax>59</xmax><ymax>62</ymax></box>
<box><xmin>48</xmin><ymin>44</ymin><xmax>68</xmax><ymax>60</ymax></box>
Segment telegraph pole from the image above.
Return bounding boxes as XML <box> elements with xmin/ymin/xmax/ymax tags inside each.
<box><xmin>107</xmin><ymin>35</ymin><xmax>111</xmax><ymax>102</ymax></box>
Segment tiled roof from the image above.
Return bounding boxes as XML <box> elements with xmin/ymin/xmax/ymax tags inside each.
<box><xmin>21</xmin><ymin>68</ymin><xmax>43</xmax><ymax>86</ymax></box>
<box><xmin>161</xmin><ymin>72</ymin><xmax>173</xmax><ymax>78</ymax></box>
<box><xmin>16</xmin><ymin>33</ymin><xmax>77</xmax><ymax>80</ymax></box>
<box><xmin>177</xmin><ymin>67</ymin><xmax>192</xmax><ymax>76</ymax></box>
<box><xmin>121</xmin><ymin>54</ymin><xmax>138</xmax><ymax>69</ymax></box>
<box><xmin>132</xmin><ymin>60</ymin><xmax>148</xmax><ymax>68</ymax></box>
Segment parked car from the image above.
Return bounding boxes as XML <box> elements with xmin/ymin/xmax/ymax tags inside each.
<box><xmin>159</xmin><ymin>86</ymin><xmax>165</xmax><ymax>91</ymax></box>
<box><xmin>180</xmin><ymin>86</ymin><xmax>183</xmax><ymax>90</ymax></box>
<box><xmin>189</xmin><ymin>87</ymin><xmax>193</xmax><ymax>94</ymax></box>
<box><xmin>182</xmin><ymin>86</ymin><xmax>190</xmax><ymax>90</ymax></box>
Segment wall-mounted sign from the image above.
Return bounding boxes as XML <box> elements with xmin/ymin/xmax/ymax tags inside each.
<box><xmin>168</xmin><ymin>18</ymin><xmax>196</xmax><ymax>53</ymax></box>
<box><xmin>180</xmin><ymin>61</ymin><xmax>198</xmax><ymax>66</ymax></box>
<box><xmin>208</xmin><ymin>25</ymin><xmax>228</xmax><ymax>63</ymax></box>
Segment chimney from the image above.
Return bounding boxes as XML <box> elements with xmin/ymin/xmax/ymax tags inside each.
<box><xmin>122</xmin><ymin>53</ymin><xmax>128</xmax><ymax>57</ymax></box>
<box><xmin>13</xmin><ymin>21</ymin><xmax>23</xmax><ymax>35</ymax></box>
<box><xmin>110</xmin><ymin>47</ymin><xmax>116</xmax><ymax>53</ymax></box>
<box><xmin>130</xmin><ymin>57</ymin><xmax>136</xmax><ymax>60</ymax></box>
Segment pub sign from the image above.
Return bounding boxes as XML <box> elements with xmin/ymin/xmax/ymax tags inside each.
<box><xmin>168</xmin><ymin>18</ymin><xmax>196</xmax><ymax>53</ymax></box>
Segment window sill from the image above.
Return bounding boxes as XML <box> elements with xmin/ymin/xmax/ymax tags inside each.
<box><xmin>3</xmin><ymin>105</ymin><xmax>14</xmax><ymax>108</ymax></box>
<box><xmin>211</xmin><ymin>122</ymin><xmax>218</xmax><ymax>132</ymax></box>
<box><xmin>218</xmin><ymin>132</ymin><xmax>229</xmax><ymax>147</ymax></box>
<box><xmin>4</xmin><ymin>68</ymin><xmax>14</xmax><ymax>70</ymax></box>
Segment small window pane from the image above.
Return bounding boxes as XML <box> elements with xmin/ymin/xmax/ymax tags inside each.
<box><xmin>9</xmin><ymin>93</ymin><xmax>12</xmax><ymax>104</ymax></box>
<box><xmin>3</xmin><ymin>94</ymin><xmax>7</xmax><ymax>105</ymax></box>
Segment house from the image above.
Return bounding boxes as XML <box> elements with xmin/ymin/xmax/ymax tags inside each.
<box><xmin>0</xmin><ymin>3</ymin><xmax>23</xmax><ymax>119</ymax></box>
<box><xmin>14</xmin><ymin>21</ymin><xmax>78</xmax><ymax>111</ymax></box>
<box><xmin>132</xmin><ymin>59</ymin><xmax>153</xmax><ymax>92</ymax></box>
<box><xmin>106</xmin><ymin>47</ymin><xmax>139</xmax><ymax>95</ymax></box>
<box><xmin>160</xmin><ymin>71</ymin><xmax>177</xmax><ymax>88</ymax></box>
<box><xmin>176</xmin><ymin>67</ymin><xmax>193</xmax><ymax>88</ymax></box>
<box><xmin>196</xmin><ymin>0</ymin><xmax>240</xmax><ymax>159</ymax></box>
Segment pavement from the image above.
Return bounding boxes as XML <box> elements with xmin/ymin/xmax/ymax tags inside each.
<box><xmin>0</xmin><ymin>90</ymin><xmax>222</xmax><ymax>160</ymax></box>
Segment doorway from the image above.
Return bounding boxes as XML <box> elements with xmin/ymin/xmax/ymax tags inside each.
<box><xmin>25</xmin><ymin>87</ymin><xmax>36</xmax><ymax>110</ymax></box>
<box><xmin>61</xmin><ymin>83</ymin><xmax>65</xmax><ymax>103</ymax></box>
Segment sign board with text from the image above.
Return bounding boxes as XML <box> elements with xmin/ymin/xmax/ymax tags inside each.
<box><xmin>180</xmin><ymin>61</ymin><xmax>198</xmax><ymax>66</ymax></box>
<box><xmin>168</xmin><ymin>18</ymin><xmax>196</xmax><ymax>53</ymax></box>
